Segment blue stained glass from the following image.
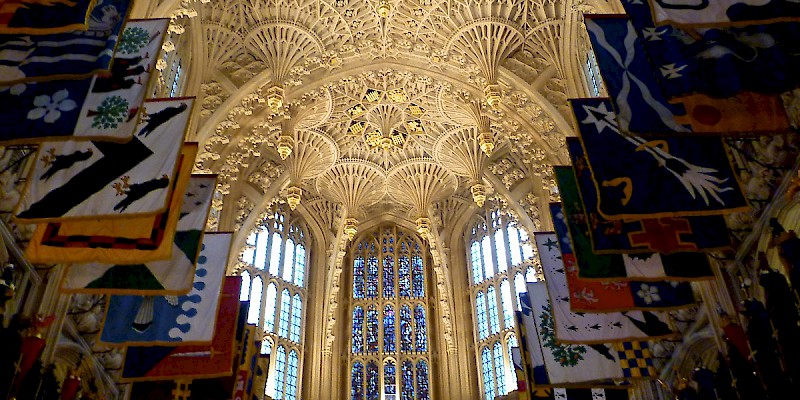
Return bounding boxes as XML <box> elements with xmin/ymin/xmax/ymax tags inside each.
<box><xmin>476</xmin><ymin>292</ymin><xmax>488</xmax><ymax>340</ymax></box>
<box><xmin>366</xmin><ymin>306</ymin><xmax>379</xmax><ymax>353</ymax></box>
<box><xmin>494</xmin><ymin>342</ymin><xmax>507</xmax><ymax>395</ymax></box>
<box><xmin>286</xmin><ymin>350</ymin><xmax>299</xmax><ymax>400</ymax></box>
<box><xmin>274</xmin><ymin>346</ymin><xmax>287</xmax><ymax>400</ymax></box>
<box><xmin>500</xmin><ymin>280</ymin><xmax>514</xmax><ymax>330</ymax></box>
<box><xmin>264</xmin><ymin>283</ymin><xmax>278</xmax><ymax>333</ymax></box>
<box><xmin>401</xmin><ymin>360</ymin><xmax>414</xmax><ymax>400</ymax></box>
<box><xmin>353</xmin><ymin>256</ymin><xmax>365</xmax><ymax>299</ymax></box>
<box><xmin>471</xmin><ymin>241</ymin><xmax>483</xmax><ymax>284</ymax></box>
<box><xmin>366</xmin><ymin>362</ymin><xmax>379</xmax><ymax>400</ymax></box>
<box><xmin>507</xmin><ymin>334</ymin><xmax>518</xmax><ymax>392</ymax></box>
<box><xmin>290</xmin><ymin>294</ymin><xmax>302</xmax><ymax>343</ymax></box>
<box><xmin>261</xmin><ymin>339</ymin><xmax>272</xmax><ymax>355</ymax></box>
<box><xmin>352</xmin><ymin>306</ymin><xmax>364</xmax><ymax>353</ymax></box>
<box><xmin>412</xmin><ymin>255</ymin><xmax>424</xmax><ymax>297</ymax></box>
<box><xmin>279</xmin><ymin>289</ymin><xmax>291</xmax><ymax>338</ymax></box>
<box><xmin>383</xmin><ymin>305</ymin><xmax>396</xmax><ymax>352</ymax></box>
<box><xmin>294</xmin><ymin>243</ymin><xmax>306</xmax><ymax>287</ymax></box>
<box><xmin>414</xmin><ymin>305</ymin><xmax>427</xmax><ymax>352</ymax></box>
<box><xmin>384</xmin><ymin>361</ymin><xmax>396</xmax><ymax>395</ymax></box>
<box><xmin>481</xmin><ymin>347</ymin><xmax>494</xmax><ymax>400</ymax></box>
<box><xmin>383</xmin><ymin>256</ymin><xmax>395</xmax><ymax>298</ymax></box>
<box><xmin>400</xmin><ymin>305</ymin><xmax>413</xmax><ymax>352</ymax></box>
<box><xmin>417</xmin><ymin>360</ymin><xmax>430</xmax><ymax>400</ymax></box>
<box><xmin>366</xmin><ymin>256</ymin><xmax>379</xmax><ymax>298</ymax></box>
<box><xmin>398</xmin><ymin>256</ymin><xmax>411</xmax><ymax>297</ymax></box>
<box><xmin>351</xmin><ymin>362</ymin><xmax>364</xmax><ymax>400</ymax></box>
<box><xmin>487</xmin><ymin>287</ymin><xmax>500</xmax><ymax>335</ymax></box>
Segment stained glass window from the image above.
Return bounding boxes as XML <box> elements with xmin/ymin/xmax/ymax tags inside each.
<box><xmin>494</xmin><ymin>342</ymin><xmax>507</xmax><ymax>395</ymax></box>
<box><xmin>500</xmin><ymin>280</ymin><xmax>514</xmax><ymax>330</ymax></box>
<box><xmin>279</xmin><ymin>289</ymin><xmax>291</xmax><ymax>338</ymax></box>
<box><xmin>384</xmin><ymin>305</ymin><xmax>396</xmax><ymax>352</ymax></box>
<box><xmin>261</xmin><ymin>339</ymin><xmax>272</xmax><ymax>355</ymax></box>
<box><xmin>237</xmin><ymin>207</ymin><xmax>308</xmax><ymax>400</ymax></box>
<box><xmin>495</xmin><ymin>228</ymin><xmax>508</xmax><ymax>273</ymax></box>
<box><xmin>290</xmin><ymin>294</ymin><xmax>302</xmax><ymax>343</ymax></box>
<box><xmin>507</xmin><ymin>225</ymin><xmax>522</xmax><ymax>266</ymax></box>
<box><xmin>366</xmin><ymin>256</ymin><xmax>379</xmax><ymax>298</ymax></box>
<box><xmin>514</xmin><ymin>273</ymin><xmax>526</xmax><ymax>311</ymax></box>
<box><xmin>352</xmin><ymin>306</ymin><xmax>364</xmax><ymax>353</ymax></box>
<box><xmin>366</xmin><ymin>362</ymin><xmax>379</xmax><ymax>400</ymax></box>
<box><xmin>367</xmin><ymin>306</ymin><xmax>379</xmax><ymax>353</ymax></box>
<box><xmin>352</xmin><ymin>362</ymin><xmax>364</xmax><ymax>400</ymax></box>
<box><xmin>274</xmin><ymin>346</ymin><xmax>286</xmax><ymax>400</ymax></box>
<box><xmin>264</xmin><ymin>283</ymin><xmax>278</xmax><ymax>333</ymax></box>
<box><xmin>354</xmin><ymin>256</ymin><xmax>365</xmax><ymax>299</ymax></box>
<box><xmin>286</xmin><ymin>350</ymin><xmax>299</xmax><ymax>400</ymax></box>
<box><xmin>240</xmin><ymin>271</ymin><xmax>251</xmax><ymax>301</ymax></box>
<box><xmin>471</xmin><ymin>241</ymin><xmax>483</xmax><ymax>284</ymax></box>
<box><xmin>414</xmin><ymin>305</ymin><xmax>427</xmax><ymax>352</ymax></box>
<box><xmin>384</xmin><ymin>361</ymin><xmax>396</xmax><ymax>397</ymax></box>
<box><xmin>507</xmin><ymin>334</ymin><xmax>518</xmax><ymax>391</ymax></box>
<box><xmin>248</xmin><ymin>277</ymin><xmax>263</xmax><ymax>324</ymax></box>
<box><xmin>398</xmin><ymin>256</ymin><xmax>411</xmax><ymax>297</ymax></box>
<box><xmin>412</xmin><ymin>254</ymin><xmax>424</xmax><ymax>297</ymax></box>
<box><xmin>401</xmin><ymin>360</ymin><xmax>414</xmax><ymax>400</ymax></box>
<box><xmin>383</xmin><ymin>256</ymin><xmax>395</xmax><ymax>298</ymax></box>
<box><xmin>487</xmin><ymin>287</ymin><xmax>500</xmax><ymax>335</ymax></box>
<box><xmin>417</xmin><ymin>360</ymin><xmax>429</xmax><ymax>400</ymax></box>
<box><xmin>481</xmin><ymin>236</ymin><xmax>495</xmax><ymax>278</ymax></box>
<box><xmin>481</xmin><ymin>347</ymin><xmax>494</xmax><ymax>400</ymax></box>
<box><xmin>476</xmin><ymin>292</ymin><xmax>488</xmax><ymax>340</ymax></box>
<box><xmin>526</xmin><ymin>267</ymin><xmax>537</xmax><ymax>283</ymax></box>
<box><xmin>400</xmin><ymin>305</ymin><xmax>413</xmax><ymax>352</ymax></box>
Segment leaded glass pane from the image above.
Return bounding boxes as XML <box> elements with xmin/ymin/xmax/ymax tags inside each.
<box><xmin>255</xmin><ymin>232</ymin><xmax>268</xmax><ymax>270</ymax></box>
<box><xmin>264</xmin><ymin>283</ymin><xmax>278</xmax><ymax>333</ymax></box>
<box><xmin>352</xmin><ymin>361</ymin><xmax>364</xmax><ymax>400</ymax></box>
<box><xmin>366</xmin><ymin>362</ymin><xmax>379</xmax><ymax>400</ymax></box>
<box><xmin>476</xmin><ymin>292</ymin><xmax>488</xmax><ymax>340</ymax></box>
<box><xmin>240</xmin><ymin>270</ymin><xmax>251</xmax><ymax>301</ymax></box>
<box><xmin>400</xmin><ymin>305</ymin><xmax>413</xmax><ymax>352</ymax></box>
<box><xmin>500</xmin><ymin>280</ymin><xmax>514</xmax><ymax>330</ymax></box>
<box><xmin>526</xmin><ymin>267</ymin><xmax>537</xmax><ymax>283</ymax></box>
<box><xmin>283</xmin><ymin>240</ymin><xmax>295</xmax><ymax>282</ymax></box>
<box><xmin>471</xmin><ymin>241</ymin><xmax>483</xmax><ymax>284</ymax></box>
<box><xmin>414</xmin><ymin>305</ymin><xmax>427</xmax><ymax>352</ymax></box>
<box><xmin>274</xmin><ymin>346</ymin><xmax>287</xmax><ymax>400</ymax></box>
<box><xmin>353</xmin><ymin>256</ymin><xmax>365</xmax><ymax>299</ymax></box>
<box><xmin>514</xmin><ymin>273</ymin><xmax>525</xmax><ymax>311</ymax></box>
<box><xmin>286</xmin><ymin>350</ymin><xmax>298</xmax><ymax>400</ymax></box>
<box><xmin>487</xmin><ymin>287</ymin><xmax>500</xmax><ymax>335</ymax></box>
<box><xmin>269</xmin><ymin>232</ymin><xmax>281</xmax><ymax>275</ymax></box>
<box><xmin>508</xmin><ymin>225</ymin><xmax>522</xmax><ymax>266</ymax></box>
<box><xmin>520</xmin><ymin>229</ymin><xmax>534</xmax><ymax>260</ymax></box>
<box><xmin>383</xmin><ymin>256</ymin><xmax>395</xmax><ymax>298</ymax></box>
<box><xmin>352</xmin><ymin>306</ymin><xmax>364</xmax><ymax>354</ymax></box>
<box><xmin>366</xmin><ymin>256</ymin><xmax>379</xmax><ymax>298</ymax></box>
<box><xmin>481</xmin><ymin>236</ymin><xmax>495</xmax><ymax>278</ymax></box>
<box><xmin>278</xmin><ymin>289</ymin><xmax>291</xmax><ymax>338</ymax></box>
<box><xmin>383</xmin><ymin>304</ymin><xmax>395</xmax><ymax>353</ymax></box>
<box><xmin>248</xmin><ymin>277</ymin><xmax>262</xmax><ymax>324</ymax></box>
<box><xmin>290</xmin><ymin>294</ymin><xmax>302</xmax><ymax>343</ymax></box>
<box><xmin>384</xmin><ymin>361</ymin><xmax>396</xmax><ymax>396</ymax></box>
<box><xmin>494</xmin><ymin>342</ymin><xmax>507</xmax><ymax>395</ymax></box>
<box><xmin>366</xmin><ymin>306</ymin><xmax>379</xmax><ymax>353</ymax></box>
<box><xmin>261</xmin><ymin>339</ymin><xmax>272</xmax><ymax>355</ymax></box>
<box><xmin>412</xmin><ymin>254</ymin><xmax>424</xmax><ymax>297</ymax></box>
<box><xmin>401</xmin><ymin>360</ymin><xmax>414</xmax><ymax>400</ymax></box>
<box><xmin>243</xmin><ymin>232</ymin><xmax>257</xmax><ymax>264</ymax></box>
<box><xmin>495</xmin><ymin>228</ymin><xmax>508</xmax><ymax>272</ymax></box>
<box><xmin>481</xmin><ymin>347</ymin><xmax>494</xmax><ymax>400</ymax></box>
<box><xmin>398</xmin><ymin>256</ymin><xmax>411</xmax><ymax>297</ymax></box>
<box><xmin>417</xmin><ymin>360</ymin><xmax>429</xmax><ymax>400</ymax></box>
<box><xmin>507</xmin><ymin>334</ymin><xmax>518</xmax><ymax>392</ymax></box>
<box><xmin>294</xmin><ymin>244</ymin><xmax>305</xmax><ymax>287</ymax></box>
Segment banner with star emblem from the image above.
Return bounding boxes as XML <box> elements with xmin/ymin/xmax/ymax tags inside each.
<box><xmin>569</xmin><ymin>98</ymin><xmax>748</xmax><ymax>219</ymax></box>
<box><xmin>25</xmin><ymin>143</ymin><xmax>197</xmax><ymax>265</ymax></box>
<box><xmin>98</xmin><ymin>232</ymin><xmax>232</xmax><ymax>346</ymax></box>
<box><xmin>0</xmin><ymin>0</ymin><xmax>95</xmax><ymax>35</ymax></box>
<box><xmin>584</xmin><ymin>15</ymin><xmax>791</xmax><ymax>135</ymax></box>
<box><xmin>645</xmin><ymin>0</ymin><xmax>800</xmax><ymax>28</ymax></box>
<box><xmin>535</xmin><ymin>232</ymin><xmax>677</xmax><ymax>344</ymax></box>
<box><xmin>624</xmin><ymin>3</ymin><xmax>800</xmax><ymax>100</ymax></box>
<box><xmin>120</xmin><ymin>276</ymin><xmax>241</xmax><ymax>382</ymax></box>
<box><xmin>554</xmin><ymin>167</ymin><xmax>714</xmax><ymax>281</ymax></box>
<box><xmin>531</xmin><ymin>387</ymin><xmax>630</xmax><ymax>400</ymax></box>
<box><xmin>59</xmin><ymin>176</ymin><xmax>218</xmax><ymax>294</ymax></box>
<box><xmin>0</xmin><ymin>0</ymin><xmax>132</xmax><ymax>84</ymax></box>
<box><xmin>520</xmin><ymin>285</ymin><xmax>628</xmax><ymax>387</ymax></box>
<box><xmin>0</xmin><ymin>19</ymin><xmax>168</xmax><ymax>144</ymax></box>
<box><xmin>550</xmin><ymin>202</ymin><xmax>697</xmax><ymax>312</ymax></box>
<box><xmin>14</xmin><ymin>97</ymin><xmax>193</xmax><ymax>222</ymax></box>
<box><xmin>565</xmin><ymin>138</ymin><xmax>730</xmax><ymax>254</ymax></box>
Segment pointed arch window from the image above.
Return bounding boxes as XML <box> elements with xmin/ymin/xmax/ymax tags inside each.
<box><xmin>349</xmin><ymin>225</ymin><xmax>433</xmax><ymax>400</ymax></box>
<box><xmin>236</xmin><ymin>206</ymin><xmax>310</xmax><ymax>400</ymax></box>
